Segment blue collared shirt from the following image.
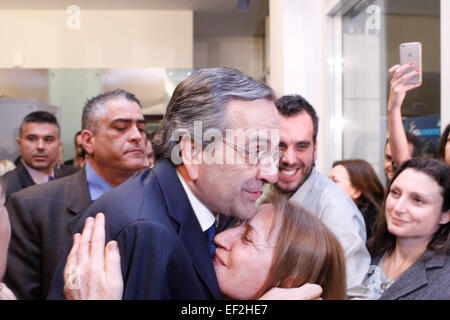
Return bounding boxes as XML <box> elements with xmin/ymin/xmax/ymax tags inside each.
<box><xmin>85</xmin><ymin>161</ymin><xmax>113</xmax><ymax>201</ymax></box>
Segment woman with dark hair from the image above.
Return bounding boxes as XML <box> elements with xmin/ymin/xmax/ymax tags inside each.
<box><xmin>435</xmin><ymin>122</ymin><xmax>450</xmax><ymax>165</ymax></box>
<box><xmin>329</xmin><ymin>159</ymin><xmax>384</xmax><ymax>240</ymax></box>
<box><xmin>365</xmin><ymin>158</ymin><xmax>450</xmax><ymax>299</ymax></box>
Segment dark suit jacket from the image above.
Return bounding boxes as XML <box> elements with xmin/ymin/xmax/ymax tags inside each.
<box><xmin>48</xmin><ymin>160</ymin><xmax>222</xmax><ymax>300</ymax></box>
<box><xmin>375</xmin><ymin>250</ymin><xmax>450</xmax><ymax>300</ymax></box>
<box><xmin>4</xmin><ymin>169</ymin><xmax>92</xmax><ymax>300</ymax></box>
<box><xmin>1</xmin><ymin>161</ymin><xmax>78</xmax><ymax>202</ymax></box>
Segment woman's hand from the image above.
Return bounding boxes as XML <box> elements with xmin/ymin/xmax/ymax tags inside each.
<box><xmin>259</xmin><ymin>283</ymin><xmax>323</xmax><ymax>300</ymax></box>
<box><xmin>388</xmin><ymin>63</ymin><xmax>421</xmax><ymax>112</ymax></box>
<box><xmin>63</xmin><ymin>213</ymin><xmax>123</xmax><ymax>300</ymax></box>
<box><xmin>0</xmin><ymin>282</ymin><xmax>17</xmax><ymax>300</ymax></box>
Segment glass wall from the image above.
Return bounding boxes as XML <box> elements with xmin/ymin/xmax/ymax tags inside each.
<box><xmin>337</xmin><ymin>0</ymin><xmax>440</xmax><ymax>184</ymax></box>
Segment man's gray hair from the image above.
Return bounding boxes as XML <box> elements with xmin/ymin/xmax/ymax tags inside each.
<box><xmin>153</xmin><ymin>67</ymin><xmax>275</xmax><ymax>164</ymax></box>
<box><xmin>82</xmin><ymin>89</ymin><xmax>142</xmax><ymax>133</ymax></box>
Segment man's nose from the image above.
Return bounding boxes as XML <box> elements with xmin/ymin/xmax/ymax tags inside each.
<box><xmin>280</xmin><ymin>147</ymin><xmax>296</xmax><ymax>165</ymax></box>
<box><xmin>37</xmin><ymin>138</ymin><xmax>45</xmax><ymax>150</ymax></box>
<box><xmin>257</xmin><ymin>158</ymin><xmax>278</xmax><ymax>184</ymax></box>
<box><xmin>129</xmin><ymin>125</ymin><xmax>143</xmax><ymax>142</ymax></box>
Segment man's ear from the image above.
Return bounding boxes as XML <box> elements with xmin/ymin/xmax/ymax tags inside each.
<box><xmin>180</xmin><ymin>135</ymin><xmax>201</xmax><ymax>181</ymax></box>
<box><xmin>80</xmin><ymin>130</ymin><xmax>94</xmax><ymax>155</ymax></box>
<box><xmin>16</xmin><ymin>137</ymin><xmax>22</xmax><ymax>148</ymax></box>
<box><xmin>439</xmin><ymin>210</ymin><xmax>450</xmax><ymax>225</ymax></box>
<box><xmin>313</xmin><ymin>140</ymin><xmax>318</xmax><ymax>161</ymax></box>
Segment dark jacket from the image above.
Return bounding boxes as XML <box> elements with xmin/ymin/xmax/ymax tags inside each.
<box><xmin>1</xmin><ymin>161</ymin><xmax>78</xmax><ymax>202</ymax></box>
<box><xmin>48</xmin><ymin>160</ymin><xmax>222</xmax><ymax>300</ymax></box>
<box><xmin>4</xmin><ymin>169</ymin><xmax>91</xmax><ymax>300</ymax></box>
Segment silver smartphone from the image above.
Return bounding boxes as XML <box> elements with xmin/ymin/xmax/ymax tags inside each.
<box><xmin>399</xmin><ymin>42</ymin><xmax>422</xmax><ymax>85</ymax></box>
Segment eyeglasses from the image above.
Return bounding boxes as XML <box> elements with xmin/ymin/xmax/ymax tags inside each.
<box><xmin>223</xmin><ymin>139</ymin><xmax>282</xmax><ymax>168</ymax></box>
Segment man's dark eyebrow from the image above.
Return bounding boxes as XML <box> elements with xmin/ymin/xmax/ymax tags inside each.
<box><xmin>296</xmin><ymin>141</ymin><xmax>311</xmax><ymax>146</ymax></box>
<box><xmin>110</xmin><ymin>118</ymin><xmax>146</xmax><ymax>125</ymax></box>
<box><xmin>26</xmin><ymin>134</ymin><xmax>56</xmax><ymax>138</ymax></box>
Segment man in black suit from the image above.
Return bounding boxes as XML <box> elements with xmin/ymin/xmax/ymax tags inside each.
<box><xmin>48</xmin><ymin>67</ymin><xmax>284</xmax><ymax>300</ymax></box>
<box><xmin>4</xmin><ymin>89</ymin><xmax>147</xmax><ymax>299</ymax></box>
<box><xmin>1</xmin><ymin>111</ymin><xmax>78</xmax><ymax>202</ymax></box>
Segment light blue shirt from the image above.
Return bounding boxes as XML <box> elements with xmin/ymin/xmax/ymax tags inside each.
<box><xmin>85</xmin><ymin>161</ymin><xmax>113</xmax><ymax>201</ymax></box>
<box><xmin>289</xmin><ymin>167</ymin><xmax>374</xmax><ymax>300</ymax></box>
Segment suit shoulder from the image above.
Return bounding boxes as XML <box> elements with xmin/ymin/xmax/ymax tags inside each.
<box><xmin>8</xmin><ymin>170</ymin><xmax>83</xmax><ymax>202</ymax></box>
<box><xmin>1</xmin><ymin>168</ymin><xmax>20</xmax><ymax>186</ymax></box>
<box><xmin>83</xmin><ymin>169</ymin><xmax>159</xmax><ymax>230</ymax></box>
<box><xmin>55</xmin><ymin>165</ymin><xmax>79</xmax><ymax>177</ymax></box>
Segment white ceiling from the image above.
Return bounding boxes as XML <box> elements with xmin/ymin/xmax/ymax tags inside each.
<box><xmin>0</xmin><ymin>0</ymin><xmax>269</xmax><ymax>36</ymax></box>
<box><xmin>0</xmin><ymin>0</ymin><xmax>238</xmax><ymax>11</ymax></box>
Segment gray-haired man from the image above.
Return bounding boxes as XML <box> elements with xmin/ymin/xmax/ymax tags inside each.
<box><xmin>49</xmin><ymin>67</ymin><xmax>321</xmax><ymax>300</ymax></box>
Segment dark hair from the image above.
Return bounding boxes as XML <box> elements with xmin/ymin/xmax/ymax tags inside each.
<box><xmin>145</xmin><ymin>130</ymin><xmax>156</xmax><ymax>143</ymax></box>
<box><xmin>368</xmin><ymin>158</ymin><xmax>450</xmax><ymax>258</ymax></box>
<box><xmin>332</xmin><ymin>159</ymin><xmax>384</xmax><ymax>240</ymax></box>
<box><xmin>436</xmin><ymin>123</ymin><xmax>450</xmax><ymax>161</ymax></box>
<box><xmin>82</xmin><ymin>89</ymin><xmax>142</xmax><ymax>133</ymax></box>
<box><xmin>19</xmin><ymin>111</ymin><xmax>60</xmax><ymax>137</ymax></box>
<box><xmin>255</xmin><ymin>192</ymin><xmax>347</xmax><ymax>300</ymax></box>
<box><xmin>74</xmin><ymin>130</ymin><xmax>82</xmax><ymax>146</ymax></box>
<box><xmin>385</xmin><ymin>131</ymin><xmax>421</xmax><ymax>157</ymax></box>
<box><xmin>405</xmin><ymin>131</ymin><xmax>421</xmax><ymax>157</ymax></box>
<box><xmin>275</xmin><ymin>95</ymin><xmax>319</xmax><ymax>142</ymax></box>
<box><xmin>153</xmin><ymin>67</ymin><xmax>275</xmax><ymax>164</ymax></box>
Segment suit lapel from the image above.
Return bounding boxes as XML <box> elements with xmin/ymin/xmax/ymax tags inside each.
<box><xmin>16</xmin><ymin>162</ymin><xmax>35</xmax><ymax>189</ymax></box>
<box><xmin>381</xmin><ymin>251</ymin><xmax>446</xmax><ymax>300</ymax></box>
<box><xmin>381</xmin><ymin>260</ymin><xmax>427</xmax><ymax>300</ymax></box>
<box><xmin>66</xmin><ymin>169</ymin><xmax>94</xmax><ymax>235</ymax></box>
<box><xmin>154</xmin><ymin>160</ymin><xmax>222</xmax><ymax>299</ymax></box>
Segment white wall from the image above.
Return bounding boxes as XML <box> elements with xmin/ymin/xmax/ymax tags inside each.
<box><xmin>442</xmin><ymin>0</ymin><xmax>450</xmax><ymax>129</ymax></box>
<box><xmin>0</xmin><ymin>9</ymin><xmax>193</xmax><ymax>161</ymax></box>
<box><xmin>0</xmin><ymin>9</ymin><xmax>193</xmax><ymax>68</ymax></box>
<box><xmin>194</xmin><ymin>36</ymin><xmax>264</xmax><ymax>81</ymax></box>
<box><xmin>269</xmin><ymin>0</ymin><xmax>326</xmax><ymax>173</ymax></box>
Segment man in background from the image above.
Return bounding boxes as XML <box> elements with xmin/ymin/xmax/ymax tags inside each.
<box><xmin>1</xmin><ymin>111</ymin><xmax>77</xmax><ymax>202</ymax></box>
<box><xmin>64</xmin><ymin>130</ymin><xmax>87</xmax><ymax>168</ymax></box>
<box><xmin>274</xmin><ymin>94</ymin><xmax>373</xmax><ymax>299</ymax></box>
<box><xmin>4</xmin><ymin>89</ymin><xmax>147</xmax><ymax>299</ymax></box>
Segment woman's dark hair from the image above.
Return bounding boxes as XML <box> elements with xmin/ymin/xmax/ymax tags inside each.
<box><xmin>332</xmin><ymin>159</ymin><xmax>384</xmax><ymax>240</ymax></box>
<box><xmin>368</xmin><ymin>158</ymin><xmax>450</xmax><ymax>259</ymax></box>
<box><xmin>436</xmin><ymin>123</ymin><xmax>450</xmax><ymax>161</ymax></box>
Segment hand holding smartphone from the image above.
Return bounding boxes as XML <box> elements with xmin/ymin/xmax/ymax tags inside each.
<box><xmin>399</xmin><ymin>42</ymin><xmax>422</xmax><ymax>85</ymax></box>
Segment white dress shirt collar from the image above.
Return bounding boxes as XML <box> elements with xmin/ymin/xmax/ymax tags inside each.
<box><xmin>21</xmin><ymin>159</ymin><xmax>54</xmax><ymax>184</ymax></box>
<box><xmin>176</xmin><ymin>170</ymin><xmax>216</xmax><ymax>232</ymax></box>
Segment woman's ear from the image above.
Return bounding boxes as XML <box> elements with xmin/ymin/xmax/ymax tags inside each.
<box><xmin>180</xmin><ymin>135</ymin><xmax>201</xmax><ymax>181</ymax></box>
<box><xmin>350</xmin><ymin>188</ymin><xmax>362</xmax><ymax>201</ymax></box>
<box><xmin>439</xmin><ymin>210</ymin><xmax>450</xmax><ymax>225</ymax></box>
